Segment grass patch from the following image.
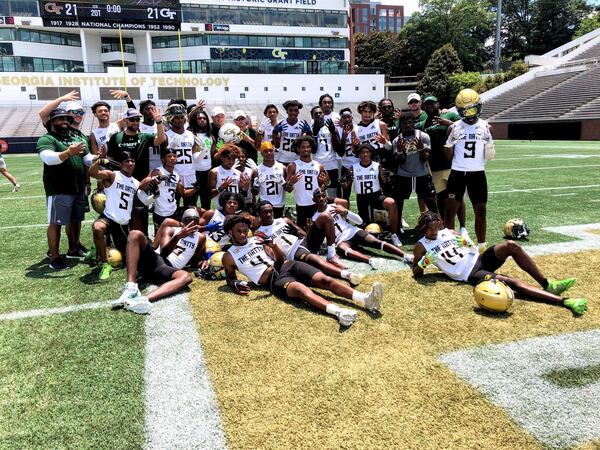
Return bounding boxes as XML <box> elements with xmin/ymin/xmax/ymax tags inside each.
<box><xmin>542</xmin><ymin>364</ymin><xmax>600</xmax><ymax>389</ymax></box>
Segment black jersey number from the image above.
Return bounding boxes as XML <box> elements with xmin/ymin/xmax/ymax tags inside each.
<box><xmin>464</xmin><ymin>141</ymin><xmax>476</xmax><ymax>159</ymax></box>
<box><xmin>176</xmin><ymin>148</ymin><xmax>193</xmax><ymax>165</ymax></box>
<box><xmin>304</xmin><ymin>175</ymin><xmax>313</xmax><ymax>191</ymax></box>
<box><xmin>172</xmin><ymin>245</ymin><xmax>186</xmax><ymax>257</ymax></box>
<box><xmin>167</xmin><ymin>187</ymin><xmax>176</xmax><ymax>203</ymax></box>
<box><xmin>249</xmin><ymin>255</ymin><xmax>270</xmax><ymax>267</ymax></box>
<box><xmin>361</xmin><ymin>180</ymin><xmax>373</xmax><ymax>194</ymax></box>
<box><xmin>265</xmin><ymin>180</ymin><xmax>279</xmax><ymax>196</ymax></box>
<box><xmin>119</xmin><ymin>192</ymin><xmax>130</xmax><ymax>210</ymax></box>
<box><xmin>439</xmin><ymin>247</ymin><xmax>463</xmax><ymax>265</ymax></box>
<box><xmin>282</xmin><ymin>138</ymin><xmax>292</xmax><ymax>152</ymax></box>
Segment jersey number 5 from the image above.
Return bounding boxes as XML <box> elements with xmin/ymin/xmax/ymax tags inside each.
<box><xmin>119</xmin><ymin>192</ymin><xmax>130</xmax><ymax>210</ymax></box>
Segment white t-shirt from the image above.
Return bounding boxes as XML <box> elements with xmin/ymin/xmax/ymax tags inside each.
<box><xmin>193</xmin><ymin>132</ymin><xmax>213</xmax><ymax>172</ymax></box>
<box><xmin>418</xmin><ymin>228</ymin><xmax>479</xmax><ymax>281</ymax></box>
<box><xmin>352</xmin><ymin>161</ymin><xmax>381</xmax><ymax>195</ymax></box>
<box><xmin>92</xmin><ymin>122</ymin><xmax>120</xmax><ymax>153</ymax></box>
<box><xmin>337</xmin><ymin>125</ymin><xmax>359</xmax><ymax>169</ymax></box>
<box><xmin>216</xmin><ymin>166</ymin><xmax>242</xmax><ymax>194</ymax></box>
<box><xmin>292</xmin><ymin>159</ymin><xmax>320</xmax><ymax>206</ymax></box>
<box><xmin>206</xmin><ymin>209</ymin><xmax>230</xmax><ymax>247</ymax></box>
<box><xmin>314</xmin><ymin>126</ymin><xmax>338</xmax><ymax>171</ymax></box>
<box><xmin>104</xmin><ymin>170</ymin><xmax>139</xmax><ymax>225</ymax></box>
<box><xmin>276</xmin><ymin>119</ymin><xmax>303</xmax><ymax>164</ymax></box>
<box><xmin>312</xmin><ymin>204</ymin><xmax>360</xmax><ymax>244</ymax></box>
<box><xmin>153</xmin><ymin>165</ymin><xmax>180</xmax><ymax>217</ymax></box>
<box><xmin>228</xmin><ymin>238</ymin><xmax>274</xmax><ymax>284</ymax></box>
<box><xmin>357</xmin><ymin>119</ymin><xmax>385</xmax><ymax>153</ymax></box>
<box><xmin>165</xmin><ymin>227</ymin><xmax>201</xmax><ymax>269</ymax></box>
<box><xmin>255</xmin><ymin>162</ymin><xmax>286</xmax><ymax>208</ymax></box>
<box><xmin>167</xmin><ymin>129</ymin><xmax>195</xmax><ymax>179</ymax></box>
<box><xmin>257</xmin><ymin>218</ymin><xmax>299</xmax><ymax>260</ymax></box>
<box><xmin>446</xmin><ymin>119</ymin><xmax>493</xmax><ymax>172</ymax></box>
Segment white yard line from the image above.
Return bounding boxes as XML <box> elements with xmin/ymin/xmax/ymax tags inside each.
<box><xmin>488</xmin><ymin>164</ymin><xmax>600</xmax><ymax>172</ymax></box>
<box><xmin>0</xmin><ymin>195</ymin><xmax>45</xmax><ymax>200</ymax></box>
<box><xmin>489</xmin><ymin>184</ymin><xmax>600</xmax><ymax>194</ymax></box>
<box><xmin>551</xmin><ymin>193</ymin><xmax>577</xmax><ymax>197</ymax></box>
<box><xmin>0</xmin><ymin>220</ymin><xmax>93</xmax><ymax>230</ymax></box>
<box><xmin>0</xmin><ymin>301</ymin><xmax>110</xmax><ymax>321</ymax></box>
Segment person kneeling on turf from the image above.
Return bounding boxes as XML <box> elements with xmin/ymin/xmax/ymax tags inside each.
<box><xmin>112</xmin><ymin>208</ymin><xmax>206</xmax><ymax>314</ymax></box>
<box><xmin>412</xmin><ymin>211</ymin><xmax>588</xmax><ymax>315</ymax></box>
<box><xmin>222</xmin><ymin>214</ymin><xmax>384</xmax><ymax>327</ymax></box>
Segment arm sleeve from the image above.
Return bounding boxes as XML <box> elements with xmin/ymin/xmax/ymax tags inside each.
<box><xmin>39</xmin><ymin>150</ymin><xmax>63</xmax><ymax>165</ymax></box>
<box><xmin>345</xmin><ymin>210</ymin><xmax>363</xmax><ymax>225</ymax></box>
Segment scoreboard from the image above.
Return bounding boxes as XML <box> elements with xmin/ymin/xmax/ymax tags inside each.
<box><xmin>40</xmin><ymin>0</ymin><xmax>181</xmax><ymax>31</ymax></box>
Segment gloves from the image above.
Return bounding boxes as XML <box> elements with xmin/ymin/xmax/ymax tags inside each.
<box><xmin>299</xmin><ymin>120</ymin><xmax>312</xmax><ymax>134</ymax></box>
<box><xmin>228</xmin><ymin>279</ymin><xmax>251</xmax><ymax>295</ymax></box>
<box><xmin>272</xmin><ymin>120</ymin><xmax>286</xmax><ymax>134</ymax></box>
<box><xmin>203</xmin><ymin>222</ymin><xmax>223</xmax><ymax>233</ymax></box>
<box><xmin>417</xmin><ymin>251</ymin><xmax>438</xmax><ymax>269</ymax></box>
<box><xmin>454</xmin><ymin>235</ymin><xmax>474</xmax><ymax>248</ymax></box>
<box><xmin>325</xmin><ymin>118</ymin><xmax>336</xmax><ymax>134</ymax></box>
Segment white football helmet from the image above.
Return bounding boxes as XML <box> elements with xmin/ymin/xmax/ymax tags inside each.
<box><xmin>218</xmin><ymin>123</ymin><xmax>244</xmax><ymax>144</ymax></box>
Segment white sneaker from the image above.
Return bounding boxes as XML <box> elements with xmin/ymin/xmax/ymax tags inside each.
<box><xmin>112</xmin><ymin>282</ymin><xmax>141</xmax><ymax>309</ymax></box>
<box><xmin>365</xmin><ymin>281</ymin><xmax>384</xmax><ymax>312</ymax></box>
<box><xmin>336</xmin><ymin>308</ymin><xmax>358</xmax><ymax>327</ymax></box>
<box><xmin>390</xmin><ymin>233</ymin><xmax>402</xmax><ymax>248</ymax></box>
<box><xmin>124</xmin><ymin>296</ymin><xmax>151</xmax><ymax>315</ymax></box>
<box><xmin>348</xmin><ymin>272</ymin><xmax>365</xmax><ymax>286</ymax></box>
<box><xmin>369</xmin><ymin>258</ymin><xmax>384</xmax><ymax>270</ymax></box>
<box><xmin>403</xmin><ymin>254</ymin><xmax>414</xmax><ymax>265</ymax></box>
<box><xmin>401</xmin><ymin>217</ymin><xmax>410</xmax><ymax>229</ymax></box>
<box><xmin>12</xmin><ymin>184</ymin><xmax>20</xmax><ymax>193</ymax></box>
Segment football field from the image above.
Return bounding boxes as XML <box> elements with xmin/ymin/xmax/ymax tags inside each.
<box><xmin>1</xmin><ymin>140</ymin><xmax>600</xmax><ymax>449</ymax></box>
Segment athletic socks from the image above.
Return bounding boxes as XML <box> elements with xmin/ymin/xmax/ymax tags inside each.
<box><xmin>325</xmin><ymin>303</ymin><xmax>341</xmax><ymax>316</ymax></box>
<box><xmin>340</xmin><ymin>269</ymin><xmax>350</xmax><ymax>280</ymax></box>
<box><xmin>351</xmin><ymin>290</ymin><xmax>368</xmax><ymax>307</ymax></box>
<box><xmin>327</xmin><ymin>245</ymin><xmax>336</xmax><ymax>260</ymax></box>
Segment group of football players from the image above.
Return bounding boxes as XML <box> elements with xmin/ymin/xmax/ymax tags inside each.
<box><xmin>37</xmin><ymin>88</ymin><xmax>588</xmax><ymax>325</ymax></box>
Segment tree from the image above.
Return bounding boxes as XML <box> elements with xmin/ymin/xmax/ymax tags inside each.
<box><xmin>353</xmin><ymin>32</ymin><xmax>407</xmax><ymax>76</ymax></box>
<box><xmin>449</xmin><ymin>71</ymin><xmax>481</xmax><ymax>100</ymax></box>
<box><xmin>417</xmin><ymin>44</ymin><xmax>464</xmax><ymax>106</ymax></box>
<box><xmin>573</xmin><ymin>12</ymin><xmax>600</xmax><ymax>38</ymax></box>
<box><xmin>399</xmin><ymin>0</ymin><xmax>495</xmax><ymax>74</ymax></box>
<box><xmin>501</xmin><ymin>0</ymin><xmax>533</xmax><ymax>61</ymax></box>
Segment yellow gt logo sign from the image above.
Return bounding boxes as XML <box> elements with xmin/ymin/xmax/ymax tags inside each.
<box><xmin>272</xmin><ymin>48</ymin><xmax>288</xmax><ymax>60</ymax></box>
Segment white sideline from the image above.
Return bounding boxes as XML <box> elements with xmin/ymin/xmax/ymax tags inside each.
<box><xmin>0</xmin><ymin>301</ymin><xmax>110</xmax><ymax>321</ymax></box>
<box><xmin>488</xmin><ymin>164</ymin><xmax>600</xmax><ymax>172</ymax></box>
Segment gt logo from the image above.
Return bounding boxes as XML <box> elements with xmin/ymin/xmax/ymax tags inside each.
<box><xmin>44</xmin><ymin>2</ymin><xmax>64</xmax><ymax>14</ymax></box>
<box><xmin>272</xmin><ymin>48</ymin><xmax>288</xmax><ymax>60</ymax></box>
<box><xmin>159</xmin><ymin>8</ymin><xmax>177</xmax><ymax>19</ymax></box>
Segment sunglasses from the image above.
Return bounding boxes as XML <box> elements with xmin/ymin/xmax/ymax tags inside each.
<box><xmin>69</xmin><ymin>110</ymin><xmax>85</xmax><ymax>116</ymax></box>
<box><xmin>127</xmin><ymin>117</ymin><xmax>141</xmax><ymax>122</ymax></box>
<box><xmin>408</xmin><ymin>100</ymin><xmax>420</xmax><ymax>105</ymax></box>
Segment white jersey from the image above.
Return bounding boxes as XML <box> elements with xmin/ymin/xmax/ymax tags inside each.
<box><xmin>352</xmin><ymin>161</ymin><xmax>381</xmax><ymax>195</ymax></box>
<box><xmin>92</xmin><ymin>122</ymin><xmax>120</xmax><ymax>153</ymax></box>
<box><xmin>139</xmin><ymin>122</ymin><xmax>160</xmax><ymax>170</ymax></box>
<box><xmin>165</xmin><ymin>227</ymin><xmax>201</xmax><ymax>269</ymax></box>
<box><xmin>193</xmin><ymin>132</ymin><xmax>213</xmax><ymax>172</ymax></box>
<box><xmin>446</xmin><ymin>119</ymin><xmax>493</xmax><ymax>172</ymax></box>
<box><xmin>292</xmin><ymin>159</ymin><xmax>320</xmax><ymax>206</ymax></box>
<box><xmin>241</xmin><ymin>165</ymin><xmax>254</xmax><ymax>204</ymax></box>
<box><xmin>337</xmin><ymin>125</ymin><xmax>359</xmax><ymax>169</ymax></box>
<box><xmin>324</xmin><ymin>111</ymin><xmax>341</xmax><ymax>123</ymax></box>
<box><xmin>153</xmin><ymin>166</ymin><xmax>180</xmax><ymax>217</ymax></box>
<box><xmin>216</xmin><ymin>165</ymin><xmax>242</xmax><ymax>194</ymax></box>
<box><xmin>229</xmin><ymin>238</ymin><xmax>274</xmax><ymax>284</ymax></box>
<box><xmin>257</xmin><ymin>218</ymin><xmax>300</xmax><ymax>260</ymax></box>
<box><xmin>357</xmin><ymin>119</ymin><xmax>385</xmax><ymax>154</ymax></box>
<box><xmin>312</xmin><ymin>204</ymin><xmax>359</xmax><ymax>244</ymax></box>
<box><xmin>259</xmin><ymin>121</ymin><xmax>275</xmax><ymax>143</ymax></box>
<box><xmin>314</xmin><ymin>126</ymin><xmax>337</xmax><ymax>171</ymax></box>
<box><xmin>418</xmin><ymin>228</ymin><xmax>479</xmax><ymax>281</ymax></box>
<box><xmin>167</xmin><ymin>129</ymin><xmax>196</xmax><ymax>181</ymax></box>
<box><xmin>276</xmin><ymin>119</ymin><xmax>303</xmax><ymax>164</ymax></box>
<box><xmin>206</xmin><ymin>209</ymin><xmax>230</xmax><ymax>247</ymax></box>
<box><xmin>255</xmin><ymin>162</ymin><xmax>286</xmax><ymax>207</ymax></box>
<box><xmin>104</xmin><ymin>171</ymin><xmax>140</xmax><ymax>225</ymax></box>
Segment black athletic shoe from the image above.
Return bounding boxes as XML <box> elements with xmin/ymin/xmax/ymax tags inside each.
<box><xmin>49</xmin><ymin>256</ymin><xmax>69</xmax><ymax>270</ymax></box>
<box><xmin>67</xmin><ymin>243</ymin><xmax>88</xmax><ymax>259</ymax></box>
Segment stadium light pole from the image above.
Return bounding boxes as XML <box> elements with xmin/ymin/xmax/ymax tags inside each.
<box><xmin>494</xmin><ymin>0</ymin><xmax>502</xmax><ymax>73</ymax></box>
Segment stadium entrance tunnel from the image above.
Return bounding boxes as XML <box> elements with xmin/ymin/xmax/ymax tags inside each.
<box><xmin>506</xmin><ymin>122</ymin><xmax>582</xmax><ymax>140</ymax></box>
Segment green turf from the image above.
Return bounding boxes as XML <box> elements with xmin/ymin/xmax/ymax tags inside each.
<box><xmin>542</xmin><ymin>364</ymin><xmax>600</xmax><ymax>389</ymax></box>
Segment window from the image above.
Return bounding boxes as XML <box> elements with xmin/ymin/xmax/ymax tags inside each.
<box><xmin>36</xmin><ymin>87</ymin><xmax>81</xmax><ymax>101</ymax></box>
<box><xmin>158</xmin><ymin>87</ymin><xmax>195</xmax><ymax>100</ymax></box>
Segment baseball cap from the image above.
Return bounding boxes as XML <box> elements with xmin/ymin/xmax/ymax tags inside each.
<box><xmin>233</xmin><ymin>109</ymin><xmax>246</xmax><ymax>120</ymax></box>
<box><xmin>64</xmin><ymin>101</ymin><xmax>83</xmax><ymax>112</ymax></box>
<box><xmin>423</xmin><ymin>95</ymin><xmax>438</xmax><ymax>104</ymax></box>
<box><xmin>48</xmin><ymin>108</ymin><xmax>74</xmax><ymax>123</ymax></box>
<box><xmin>211</xmin><ymin>106</ymin><xmax>225</xmax><ymax>117</ymax></box>
<box><xmin>123</xmin><ymin>108</ymin><xmax>143</xmax><ymax>119</ymax></box>
<box><xmin>407</xmin><ymin>93</ymin><xmax>421</xmax><ymax>103</ymax></box>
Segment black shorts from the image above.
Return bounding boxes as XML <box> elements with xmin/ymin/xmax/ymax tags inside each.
<box><xmin>97</xmin><ymin>215</ymin><xmax>129</xmax><ymax>254</ymax></box>
<box><xmin>292</xmin><ymin>242</ymin><xmax>312</xmax><ymax>261</ymax></box>
<box><xmin>356</xmin><ymin>192</ymin><xmax>387</xmax><ymax>224</ymax></box>
<box><xmin>296</xmin><ymin>204</ymin><xmax>317</xmax><ymax>230</ymax></box>
<box><xmin>133</xmin><ymin>194</ymin><xmax>149</xmax><ymax>215</ymax></box>
<box><xmin>446</xmin><ymin>170</ymin><xmax>488</xmax><ymax>204</ymax></box>
<box><xmin>272</xmin><ymin>206</ymin><xmax>284</xmax><ymax>219</ymax></box>
<box><xmin>137</xmin><ymin>241</ymin><xmax>178</xmax><ymax>284</ymax></box>
<box><xmin>153</xmin><ymin>211</ymin><xmax>178</xmax><ymax>230</ymax></box>
<box><xmin>391</xmin><ymin>175</ymin><xmax>436</xmax><ymax>200</ymax></box>
<box><xmin>347</xmin><ymin>228</ymin><xmax>369</xmax><ymax>245</ymax></box>
<box><xmin>272</xmin><ymin>260</ymin><xmax>319</xmax><ymax>297</ymax></box>
<box><xmin>327</xmin><ymin>168</ymin><xmax>339</xmax><ymax>189</ymax></box>
<box><xmin>467</xmin><ymin>245</ymin><xmax>505</xmax><ymax>285</ymax></box>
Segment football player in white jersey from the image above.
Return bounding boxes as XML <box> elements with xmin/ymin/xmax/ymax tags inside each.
<box><xmin>355</xmin><ymin>101</ymin><xmax>391</xmax><ymax>162</ymax></box>
<box><xmin>444</xmin><ymin>89</ymin><xmax>494</xmax><ymax>251</ymax></box>
<box><xmin>111</xmin><ymin>208</ymin><xmax>201</xmax><ymax>315</ymax></box>
<box><xmin>235</xmin><ymin>149</ymin><xmax>256</xmax><ymax>212</ymax></box>
<box><xmin>137</xmin><ymin>100</ymin><xmax>162</xmax><ymax>170</ymax></box>
<box><xmin>88</xmin><ymin>151</ymin><xmax>155</xmax><ymax>281</ymax></box>
<box><xmin>255</xmin><ymin>200</ymin><xmax>364</xmax><ymax>284</ymax></box>
<box><xmin>208</xmin><ymin>144</ymin><xmax>250</xmax><ymax>199</ymax></box>
<box><xmin>311</xmin><ymin>106</ymin><xmax>339</xmax><ymax>199</ymax></box>
<box><xmin>252</xmin><ymin>142</ymin><xmax>286</xmax><ymax>218</ymax></box>
<box><xmin>200</xmin><ymin>192</ymin><xmax>257</xmax><ymax>249</ymax></box>
<box><xmin>307</xmin><ymin>188</ymin><xmax>412</xmax><ymax>270</ymax></box>
<box><xmin>343</xmin><ymin>143</ymin><xmax>402</xmax><ymax>247</ymax></box>
<box><xmin>412</xmin><ymin>211</ymin><xmax>588</xmax><ymax>315</ymax></box>
<box><xmin>222</xmin><ymin>214</ymin><xmax>384</xmax><ymax>327</ymax></box>
<box><xmin>334</xmin><ymin>108</ymin><xmax>360</xmax><ymax>201</ymax></box>
<box><xmin>284</xmin><ymin>136</ymin><xmax>329</xmax><ymax>230</ymax></box>
<box><xmin>255</xmin><ymin>104</ymin><xmax>279</xmax><ymax>148</ymax></box>
<box><xmin>187</xmin><ymin>106</ymin><xmax>216</xmax><ymax>210</ymax></box>
<box><xmin>271</xmin><ymin>100</ymin><xmax>312</xmax><ymax>165</ymax></box>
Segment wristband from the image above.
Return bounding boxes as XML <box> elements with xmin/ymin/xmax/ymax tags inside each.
<box><xmin>156</xmin><ymin>120</ymin><xmax>163</xmax><ymax>124</ymax></box>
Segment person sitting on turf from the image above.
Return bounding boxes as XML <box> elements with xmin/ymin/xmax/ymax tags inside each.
<box><xmin>222</xmin><ymin>214</ymin><xmax>384</xmax><ymax>327</ymax></box>
<box><xmin>113</xmin><ymin>208</ymin><xmax>207</xmax><ymax>314</ymax></box>
<box><xmin>305</xmin><ymin>188</ymin><xmax>413</xmax><ymax>270</ymax></box>
<box><xmin>412</xmin><ymin>211</ymin><xmax>588</xmax><ymax>315</ymax></box>
<box><xmin>88</xmin><ymin>151</ymin><xmax>155</xmax><ymax>281</ymax></box>
<box><xmin>255</xmin><ymin>200</ymin><xmax>364</xmax><ymax>285</ymax></box>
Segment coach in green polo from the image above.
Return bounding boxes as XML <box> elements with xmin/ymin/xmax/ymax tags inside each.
<box><xmin>37</xmin><ymin>107</ymin><xmax>90</xmax><ymax>270</ymax></box>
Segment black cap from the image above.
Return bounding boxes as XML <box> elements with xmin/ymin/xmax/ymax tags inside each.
<box><xmin>49</xmin><ymin>108</ymin><xmax>74</xmax><ymax>123</ymax></box>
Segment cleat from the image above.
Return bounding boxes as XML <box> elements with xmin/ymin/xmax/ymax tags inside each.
<box><xmin>336</xmin><ymin>308</ymin><xmax>358</xmax><ymax>327</ymax></box>
<box><xmin>365</xmin><ymin>281</ymin><xmax>383</xmax><ymax>312</ymax></box>
<box><xmin>112</xmin><ymin>282</ymin><xmax>141</xmax><ymax>309</ymax></box>
<box><xmin>390</xmin><ymin>233</ymin><xmax>402</xmax><ymax>248</ymax></box>
<box><xmin>12</xmin><ymin>184</ymin><xmax>20</xmax><ymax>192</ymax></box>
<box><xmin>348</xmin><ymin>272</ymin><xmax>364</xmax><ymax>286</ymax></box>
<box><xmin>99</xmin><ymin>261</ymin><xmax>112</xmax><ymax>281</ymax></box>
<box><xmin>369</xmin><ymin>258</ymin><xmax>384</xmax><ymax>270</ymax></box>
<box><xmin>327</xmin><ymin>254</ymin><xmax>348</xmax><ymax>269</ymax></box>
<box><xmin>124</xmin><ymin>296</ymin><xmax>151</xmax><ymax>315</ymax></box>
<box><xmin>563</xmin><ymin>298</ymin><xmax>588</xmax><ymax>315</ymax></box>
<box><xmin>546</xmin><ymin>277</ymin><xmax>576</xmax><ymax>296</ymax></box>
<box><xmin>67</xmin><ymin>246</ymin><xmax>87</xmax><ymax>259</ymax></box>
<box><xmin>84</xmin><ymin>244</ymin><xmax>97</xmax><ymax>261</ymax></box>
<box><xmin>403</xmin><ymin>254</ymin><xmax>414</xmax><ymax>265</ymax></box>
<box><xmin>49</xmin><ymin>256</ymin><xmax>69</xmax><ymax>270</ymax></box>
